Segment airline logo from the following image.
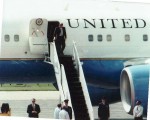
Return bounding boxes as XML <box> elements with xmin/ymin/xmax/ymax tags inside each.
<box><xmin>67</xmin><ymin>19</ymin><xmax>146</xmax><ymax>28</ymax></box>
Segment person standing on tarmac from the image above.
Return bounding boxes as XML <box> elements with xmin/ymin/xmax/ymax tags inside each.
<box><xmin>64</xmin><ymin>99</ymin><xmax>72</xmax><ymax>119</ymax></box>
<box><xmin>133</xmin><ymin>100</ymin><xmax>143</xmax><ymax>120</ymax></box>
<box><xmin>98</xmin><ymin>97</ymin><xmax>110</xmax><ymax>120</ymax></box>
<box><xmin>27</xmin><ymin>98</ymin><xmax>41</xmax><ymax>118</ymax></box>
<box><xmin>59</xmin><ymin>106</ymin><xmax>70</xmax><ymax>119</ymax></box>
<box><xmin>54</xmin><ymin>103</ymin><xmax>61</xmax><ymax>119</ymax></box>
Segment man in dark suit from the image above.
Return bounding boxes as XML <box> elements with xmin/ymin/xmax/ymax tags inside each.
<box><xmin>27</xmin><ymin>98</ymin><xmax>41</xmax><ymax>118</ymax></box>
<box><xmin>98</xmin><ymin>97</ymin><xmax>110</xmax><ymax>120</ymax></box>
<box><xmin>54</xmin><ymin>23</ymin><xmax>67</xmax><ymax>56</ymax></box>
<box><xmin>64</xmin><ymin>99</ymin><xmax>72</xmax><ymax>119</ymax></box>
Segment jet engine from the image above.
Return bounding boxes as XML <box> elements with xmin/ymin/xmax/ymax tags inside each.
<box><xmin>120</xmin><ymin>64</ymin><xmax>150</xmax><ymax>116</ymax></box>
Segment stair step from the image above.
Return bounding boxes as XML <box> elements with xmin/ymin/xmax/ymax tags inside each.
<box><xmin>69</xmin><ymin>86</ymin><xmax>82</xmax><ymax>91</ymax></box>
<box><xmin>67</xmin><ymin>73</ymin><xmax>78</xmax><ymax>77</ymax></box>
<box><xmin>70</xmin><ymin>87</ymin><xmax>82</xmax><ymax>91</ymax></box>
<box><xmin>63</xmin><ymin>65</ymin><xmax>75</xmax><ymax>69</ymax></box>
<box><xmin>71</xmin><ymin>92</ymin><xmax>84</xmax><ymax>95</ymax></box>
<box><xmin>63</xmin><ymin>63</ymin><xmax>75</xmax><ymax>67</ymax></box>
<box><xmin>59</xmin><ymin>55</ymin><xmax>72</xmax><ymax>60</ymax></box>
<box><xmin>72</xmin><ymin>100</ymin><xmax>86</xmax><ymax>105</ymax></box>
<box><xmin>71</xmin><ymin>96</ymin><xmax>85</xmax><ymax>100</ymax></box>
<box><xmin>75</xmin><ymin>117</ymin><xmax>90</xmax><ymax>120</ymax></box>
<box><xmin>71</xmin><ymin>92</ymin><xmax>84</xmax><ymax>96</ymax></box>
<box><xmin>70</xmin><ymin>91</ymin><xmax>84</xmax><ymax>95</ymax></box>
<box><xmin>74</xmin><ymin>107</ymin><xmax>87</xmax><ymax>110</ymax></box>
<box><xmin>75</xmin><ymin>118</ymin><xmax>90</xmax><ymax>120</ymax></box>
<box><xmin>67</xmin><ymin>78</ymin><xmax>79</xmax><ymax>82</ymax></box>
<box><xmin>72</xmin><ymin>97</ymin><xmax>85</xmax><ymax>102</ymax></box>
<box><xmin>59</xmin><ymin>55</ymin><xmax>90</xmax><ymax>120</ymax></box>
<box><xmin>68</xmin><ymin>81</ymin><xmax>81</xmax><ymax>86</ymax></box>
<box><xmin>75</xmin><ymin>113</ymin><xmax>90</xmax><ymax>118</ymax></box>
<box><xmin>67</xmin><ymin>77</ymin><xmax>78</xmax><ymax>80</ymax></box>
<box><xmin>67</xmin><ymin>75</ymin><xmax>78</xmax><ymax>78</ymax></box>
<box><xmin>60</xmin><ymin>60</ymin><xmax>74</xmax><ymax>65</ymax></box>
<box><xmin>73</xmin><ymin>102</ymin><xmax>87</xmax><ymax>106</ymax></box>
<box><xmin>75</xmin><ymin>112</ymin><xmax>89</xmax><ymax>116</ymax></box>
<box><xmin>74</xmin><ymin>113</ymin><xmax>89</xmax><ymax>117</ymax></box>
<box><xmin>74</xmin><ymin>110</ymin><xmax>88</xmax><ymax>115</ymax></box>
<box><xmin>65</xmin><ymin>68</ymin><xmax>77</xmax><ymax>73</ymax></box>
<box><xmin>71</xmin><ymin>95</ymin><xmax>84</xmax><ymax>98</ymax></box>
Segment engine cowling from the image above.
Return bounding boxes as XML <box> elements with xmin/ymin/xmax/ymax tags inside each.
<box><xmin>120</xmin><ymin>64</ymin><xmax>150</xmax><ymax>116</ymax></box>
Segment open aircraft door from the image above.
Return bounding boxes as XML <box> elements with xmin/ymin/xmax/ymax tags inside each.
<box><xmin>29</xmin><ymin>18</ymin><xmax>48</xmax><ymax>54</ymax></box>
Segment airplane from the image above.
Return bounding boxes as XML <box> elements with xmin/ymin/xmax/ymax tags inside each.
<box><xmin>0</xmin><ymin>0</ymin><xmax>150</xmax><ymax>119</ymax></box>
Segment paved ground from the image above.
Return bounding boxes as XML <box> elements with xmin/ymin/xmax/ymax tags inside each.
<box><xmin>93</xmin><ymin>102</ymin><xmax>133</xmax><ymax>120</ymax></box>
<box><xmin>0</xmin><ymin>91</ymin><xmax>147</xmax><ymax>120</ymax></box>
<box><xmin>0</xmin><ymin>91</ymin><xmax>60</xmax><ymax>118</ymax></box>
<box><xmin>93</xmin><ymin>103</ymin><xmax>147</xmax><ymax>120</ymax></box>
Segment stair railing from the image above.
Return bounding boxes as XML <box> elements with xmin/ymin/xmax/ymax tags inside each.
<box><xmin>72</xmin><ymin>41</ymin><xmax>94</xmax><ymax>120</ymax></box>
<box><xmin>61</xmin><ymin>64</ymin><xmax>75</xmax><ymax>119</ymax></box>
<box><xmin>45</xmin><ymin>42</ymin><xmax>65</xmax><ymax>102</ymax></box>
<box><xmin>46</xmin><ymin>42</ymin><xmax>75</xmax><ymax>120</ymax></box>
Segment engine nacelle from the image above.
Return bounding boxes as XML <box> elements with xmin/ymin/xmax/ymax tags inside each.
<box><xmin>120</xmin><ymin>64</ymin><xmax>150</xmax><ymax>116</ymax></box>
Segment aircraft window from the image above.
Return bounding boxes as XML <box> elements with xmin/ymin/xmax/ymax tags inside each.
<box><xmin>97</xmin><ymin>35</ymin><xmax>102</xmax><ymax>41</ymax></box>
<box><xmin>125</xmin><ymin>34</ymin><xmax>130</xmax><ymax>41</ymax></box>
<box><xmin>4</xmin><ymin>35</ymin><xmax>10</xmax><ymax>42</ymax></box>
<box><xmin>14</xmin><ymin>35</ymin><xmax>19</xmax><ymax>42</ymax></box>
<box><xmin>143</xmin><ymin>34</ymin><xmax>148</xmax><ymax>41</ymax></box>
<box><xmin>88</xmin><ymin>35</ymin><xmax>93</xmax><ymax>41</ymax></box>
<box><xmin>107</xmin><ymin>34</ymin><xmax>112</xmax><ymax>41</ymax></box>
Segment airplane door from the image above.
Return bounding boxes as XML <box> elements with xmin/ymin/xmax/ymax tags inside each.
<box><xmin>47</xmin><ymin>21</ymin><xmax>59</xmax><ymax>42</ymax></box>
<box><xmin>29</xmin><ymin>18</ymin><xmax>48</xmax><ymax>54</ymax></box>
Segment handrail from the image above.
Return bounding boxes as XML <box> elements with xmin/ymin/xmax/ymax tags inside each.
<box><xmin>46</xmin><ymin>42</ymin><xmax>75</xmax><ymax>119</ymax></box>
<box><xmin>46</xmin><ymin>42</ymin><xmax>65</xmax><ymax>102</ymax></box>
<box><xmin>61</xmin><ymin>64</ymin><xmax>75</xmax><ymax>119</ymax></box>
<box><xmin>61</xmin><ymin>64</ymin><xmax>71</xmax><ymax>101</ymax></box>
<box><xmin>72</xmin><ymin>41</ymin><xmax>94</xmax><ymax>120</ymax></box>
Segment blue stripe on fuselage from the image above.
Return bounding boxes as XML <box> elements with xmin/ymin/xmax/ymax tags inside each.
<box><xmin>0</xmin><ymin>60</ymin><xmax>56</xmax><ymax>83</ymax></box>
<box><xmin>81</xmin><ymin>60</ymin><xmax>125</xmax><ymax>89</ymax></box>
<box><xmin>0</xmin><ymin>59</ymin><xmax>124</xmax><ymax>104</ymax></box>
<box><xmin>0</xmin><ymin>59</ymin><xmax>125</xmax><ymax>86</ymax></box>
<box><xmin>88</xmin><ymin>84</ymin><xmax>121</xmax><ymax>105</ymax></box>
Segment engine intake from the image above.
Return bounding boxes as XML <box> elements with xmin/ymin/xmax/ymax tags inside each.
<box><xmin>120</xmin><ymin>64</ymin><xmax>150</xmax><ymax>116</ymax></box>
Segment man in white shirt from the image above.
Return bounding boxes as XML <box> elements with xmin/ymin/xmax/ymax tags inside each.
<box><xmin>59</xmin><ymin>106</ymin><xmax>70</xmax><ymax>120</ymax></box>
<box><xmin>54</xmin><ymin>103</ymin><xmax>61</xmax><ymax>119</ymax></box>
<box><xmin>133</xmin><ymin>100</ymin><xmax>143</xmax><ymax>120</ymax></box>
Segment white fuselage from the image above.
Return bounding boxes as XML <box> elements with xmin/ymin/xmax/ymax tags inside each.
<box><xmin>1</xmin><ymin>0</ymin><xmax>150</xmax><ymax>59</ymax></box>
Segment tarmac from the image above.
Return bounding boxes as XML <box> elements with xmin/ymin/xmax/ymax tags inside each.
<box><xmin>0</xmin><ymin>91</ymin><xmax>147</xmax><ymax>120</ymax></box>
<box><xmin>93</xmin><ymin>103</ymin><xmax>147</xmax><ymax>120</ymax></box>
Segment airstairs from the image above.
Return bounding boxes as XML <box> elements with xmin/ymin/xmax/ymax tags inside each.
<box><xmin>44</xmin><ymin>42</ymin><xmax>94</xmax><ymax>120</ymax></box>
<box><xmin>28</xmin><ymin>18</ymin><xmax>94</xmax><ymax>119</ymax></box>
